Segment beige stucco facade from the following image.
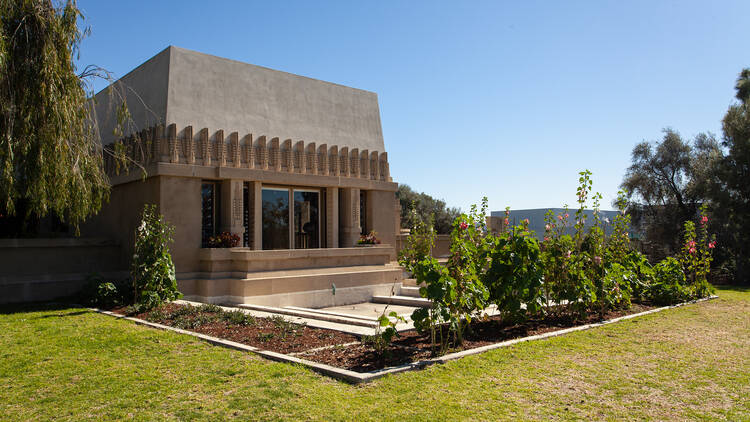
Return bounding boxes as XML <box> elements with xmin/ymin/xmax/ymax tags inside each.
<box><xmin>79</xmin><ymin>47</ymin><xmax>403</xmax><ymax>306</ymax></box>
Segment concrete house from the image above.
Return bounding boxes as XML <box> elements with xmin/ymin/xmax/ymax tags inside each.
<box><xmin>81</xmin><ymin>46</ymin><xmax>402</xmax><ymax>307</ymax></box>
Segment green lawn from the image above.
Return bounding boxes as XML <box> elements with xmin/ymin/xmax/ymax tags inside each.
<box><xmin>1</xmin><ymin>287</ymin><xmax>748</xmax><ymax>421</ymax></box>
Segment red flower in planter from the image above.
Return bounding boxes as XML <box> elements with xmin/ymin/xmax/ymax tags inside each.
<box><xmin>459</xmin><ymin>222</ymin><xmax>469</xmax><ymax>230</ymax></box>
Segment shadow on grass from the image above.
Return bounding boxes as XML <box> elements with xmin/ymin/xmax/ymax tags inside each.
<box><xmin>0</xmin><ymin>300</ymin><xmax>84</xmax><ymax>316</ymax></box>
<box><xmin>714</xmin><ymin>284</ymin><xmax>750</xmax><ymax>293</ymax></box>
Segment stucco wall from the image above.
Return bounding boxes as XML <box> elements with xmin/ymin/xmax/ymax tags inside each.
<box><xmin>92</xmin><ymin>46</ymin><xmax>386</xmax><ymax>154</ymax></box>
<box><xmin>91</xmin><ymin>49</ymin><xmax>169</xmax><ymax>146</ymax></box>
<box><xmin>166</xmin><ymin>46</ymin><xmax>385</xmax><ymax>153</ymax></box>
<box><xmin>81</xmin><ymin>176</ymin><xmax>161</xmax><ymax>269</ymax></box>
<box><xmin>158</xmin><ymin>176</ymin><xmax>203</xmax><ymax>273</ymax></box>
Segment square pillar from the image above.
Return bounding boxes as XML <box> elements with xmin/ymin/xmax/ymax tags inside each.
<box><xmin>339</xmin><ymin>187</ymin><xmax>361</xmax><ymax>247</ymax></box>
<box><xmin>248</xmin><ymin>181</ymin><xmax>262</xmax><ymax>250</ymax></box>
<box><xmin>220</xmin><ymin>179</ymin><xmax>245</xmax><ymax>239</ymax></box>
<box><xmin>326</xmin><ymin>187</ymin><xmax>339</xmax><ymax>248</ymax></box>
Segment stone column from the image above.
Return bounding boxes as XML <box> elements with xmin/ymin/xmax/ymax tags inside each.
<box><xmin>339</xmin><ymin>187</ymin><xmax>361</xmax><ymax>247</ymax></box>
<box><xmin>326</xmin><ymin>187</ymin><xmax>339</xmax><ymax>248</ymax></box>
<box><xmin>220</xmin><ymin>179</ymin><xmax>245</xmax><ymax>241</ymax></box>
<box><xmin>248</xmin><ymin>181</ymin><xmax>262</xmax><ymax>250</ymax></box>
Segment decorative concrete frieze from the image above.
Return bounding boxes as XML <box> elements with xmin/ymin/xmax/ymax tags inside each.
<box><xmin>282</xmin><ymin>139</ymin><xmax>292</xmax><ymax>172</ymax></box>
<box><xmin>318</xmin><ymin>144</ymin><xmax>328</xmax><ymax>176</ymax></box>
<box><xmin>200</xmin><ymin>128</ymin><xmax>210</xmax><ymax>166</ymax></box>
<box><xmin>105</xmin><ymin>124</ymin><xmax>392</xmax><ymax>182</ymax></box>
<box><xmin>230</xmin><ymin>132</ymin><xmax>240</xmax><ymax>168</ymax></box>
<box><xmin>350</xmin><ymin>148</ymin><xmax>359</xmax><ymax>178</ymax></box>
<box><xmin>340</xmin><ymin>147</ymin><xmax>350</xmax><ymax>177</ymax></box>
<box><xmin>295</xmin><ymin>141</ymin><xmax>305</xmax><ymax>174</ymax></box>
<box><xmin>184</xmin><ymin>126</ymin><xmax>195</xmax><ymax>164</ymax></box>
<box><xmin>168</xmin><ymin>123</ymin><xmax>178</xmax><ymax>163</ymax></box>
<box><xmin>256</xmin><ymin>135</ymin><xmax>268</xmax><ymax>170</ymax></box>
<box><xmin>242</xmin><ymin>134</ymin><xmax>254</xmax><ymax>169</ymax></box>
<box><xmin>328</xmin><ymin>145</ymin><xmax>338</xmax><ymax>176</ymax></box>
<box><xmin>370</xmin><ymin>151</ymin><xmax>379</xmax><ymax>180</ymax></box>
<box><xmin>216</xmin><ymin>130</ymin><xmax>226</xmax><ymax>167</ymax></box>
<box><xmin>270</xmin><ymin>137</ymin><xmax>281</xmax><ymax>172</ymax></box>
<box><xmin>306</xmin><ymin>142</ymin><xmax>317</xmax><ymax>175</ymax></box>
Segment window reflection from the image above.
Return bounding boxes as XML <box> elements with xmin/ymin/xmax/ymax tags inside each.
<box><xmin>294</xmin><ymin>190</ymin><xmax>319</xmax><ymax>249</ymax></box>
<box><xmin>262</xmin><ymin>188</ymin><xmax>290</xmax><ymax>250</ymax></box>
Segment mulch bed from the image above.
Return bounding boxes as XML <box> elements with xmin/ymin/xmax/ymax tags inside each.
<box><xmin>301</xmin><ymin>303</ymin><xmax>655</xmax><ymax>372</ymax></box>
<box><xmin>114</xmin><ymin>302</ymin><xmax>656</xmax><ymax>373</ymax></box>
<box><xmin>113</xmin><ymin>303</ymin><xmax>356</xmax><ymax>354</ymax></box>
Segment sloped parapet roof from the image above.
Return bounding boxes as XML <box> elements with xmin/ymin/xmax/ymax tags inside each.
<box><xmin>93</xmin><ymin>46</ymin><xmax>386</xmax><ymax>153</ymax></box>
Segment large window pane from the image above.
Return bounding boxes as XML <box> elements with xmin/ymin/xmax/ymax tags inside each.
<box><xmin>294</xmin><ymin>190</ymin><xmax>319</xmax><ymax>249</ymax></box>
<box><xmin>262</xmin><ymin>188</ymin><xmax>290</xmax><ymax>250</ymax></box>
<box><xmin>201</xmin><ymin>182</ymin><xmax>219</xmax><ymax>247</ymax></box>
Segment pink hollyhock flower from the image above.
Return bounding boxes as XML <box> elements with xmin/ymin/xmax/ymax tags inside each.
<box><xmin>544</xmin><ymin>236</ymin><xmax>549</xmax><ymax>242</ymax></box>
<box><xmin>459</xmin><ymin>222</ymin><xmax>468</xmax><ymax>230</ymax></box>
<box><xmin>689</xmin><ymin>247</ymin><xmax>696</xmax><ymax>254</ymax></box>
<box><xmin>709</xmin><ymin>241</ymin><xmax>716</xmax><ymax>249</ymax></box>
<box><xmin>565</xmin><ymin>250</ymin><xmax>571</xmax><ymax>258</ymax></box>
<box><xmin>593</xmin><ymin>256</ymin><xmax>602</xmax><ymax>265</ymax></box>
<box><xmin>503</xmin><ymin>218</ymin><xmax>509</xmax><ymax>225</ymax></box>
<box><xmin>545</xmin><ymin>224</ymin><xmax>550</xmax><ymax>231</ymax></box>
<box><xmin>565</xmin><ymin>213</ymin><xmax>569</xmax><ymax>219</ymax></box>
<box><xmin>687</xmin><ymin>240</ymin><xmax>696</xmax><ymax>248</ymax></box>
<box><xmin>522</xmin><ymin>218</ymin><xmax>529</xmax><ymax>225</ymax></box>
<box><xmin>557</xmin><ymin>215</ymin><xmax>563</xmax><ymax>221</ymax></box>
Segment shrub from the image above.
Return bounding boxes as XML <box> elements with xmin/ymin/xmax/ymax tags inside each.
<box><xmin>411</xmin><ymin>200</ymin><xmax>490</xmax><ymax>354</ymax></box>
<box><xmin>649</xmin><ymin>257</ymin><xmax>690</xmax><ymax>305</ymax></box>
<box><xmin>398</xmin><ymin>204</ymin><xmax>436</xmax><ymax>273</ymax></box>
<box><xmin>598</xmin><ymin>263</ymin><xmax>634</xmax><ymax>311</ymax></box>
<box><xmin>80</xmin><ymin>273</ymin><xmax>131</xmax><ymax>308</ymax></box>
<box><xmin>621</xmin><ymin>251</ymin><xmax>654</xmax><ymax>302</ymax></box>
<box><xmin>131</xmin><ymin>204</ymin><xmax>181</xmax><ymax>310</ymax></box>
<box><xmin>362</xmin><ymin>310</ymin><xmax>406</xmax><ymax>357</ymax></box>
<box><xmin>484</xmin><ymin>220</ymin><xmax>544</xmax><ymax>321</ymax></box>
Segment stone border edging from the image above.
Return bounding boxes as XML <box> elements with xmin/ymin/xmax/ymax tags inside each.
<box><xmin>92</xmin><ymin>295</ymin><xmax>717</xmax><ymax>385</ymax></box>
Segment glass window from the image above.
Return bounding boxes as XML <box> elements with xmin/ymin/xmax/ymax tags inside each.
<box><xmin>294</xmin><ymin>190</ymin><xmax>320</xmax><ymax>249</ymax></box>
<box><xmin>201</xmin><ymin>182</ymin><xmax>220</xmax><ymax>247</ymax></box>
<box><xmin>262</xmin><ymin>188</ymin><xmax>290</xmax><ymax>250</ymax></box>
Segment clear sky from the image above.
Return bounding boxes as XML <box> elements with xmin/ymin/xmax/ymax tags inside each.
<box><xmin>76</xmin><ymin>0</ymin><xmax>749</xmax><ymax>213</ymax></box>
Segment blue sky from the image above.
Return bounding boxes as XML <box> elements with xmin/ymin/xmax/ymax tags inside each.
<box><xmin>76</xmin><ymin>1</ymin><xmax>749</xmax><ymax>212</ymax></box>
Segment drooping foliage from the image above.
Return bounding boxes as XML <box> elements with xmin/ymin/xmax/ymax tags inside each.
<box><xmin>0</xmin><ymin>0</ymin><xmax>127</xmax><ymax>234</ymax></box>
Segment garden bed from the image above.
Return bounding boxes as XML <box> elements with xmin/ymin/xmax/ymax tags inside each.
<box><xmin>113</xmin><ymin>303</ymin><xmax>356</xmax><ymax>354</ymax></box>
<box><xmin>115</xmin><ymin>301</ymin><xmax>659</xmax><ymax>373</ymax></box>
<box><xmin>299</xmin><ymin>303</ymin><xmax>655</xmax><ymax>371</ymax></box>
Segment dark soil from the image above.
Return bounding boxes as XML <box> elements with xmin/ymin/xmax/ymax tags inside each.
<box><xmin>301</xmin><ymin>303</ymin><xmax>655</xmax><ymax>372</ymax></box>
<box><xmin>116</xmin><ymin>302</ymin><xmax>656</xmax><ymax>373</ymax></box>
<box><xmin>114</xmin><ymin>303</ymin><xmax>356</xmax><ymax>354</ymax></box>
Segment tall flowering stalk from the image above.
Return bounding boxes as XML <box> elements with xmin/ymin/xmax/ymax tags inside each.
<box><xmin>680</xmin><ymin>204</ymin><xmax>715</xmax><ymax>297</ymax></box>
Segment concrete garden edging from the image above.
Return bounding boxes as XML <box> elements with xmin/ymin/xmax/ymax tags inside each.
<box><xmin>93</xmin><ymin>295</ymin><xmax>717</xmax><ymax>384</ymax></box>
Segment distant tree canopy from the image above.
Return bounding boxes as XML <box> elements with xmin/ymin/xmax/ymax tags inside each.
<box><xmin>396</xmin><ymin>184</ymin><xmax>461</xmax><ymax>234</ymax></box>
<box><xmin>621</xmin><ymin>128</ymin><xmax>721</xmax><ymax>259</ymax></box>
<box><xmin>621</xmin><ymin>68</ymin><xmax>750</xmax><ymax>283</ymax></box>
<box><xmin>0</xmin><ymin>0</ymin><xmax>123</xmax><ymax>236</ymax></box>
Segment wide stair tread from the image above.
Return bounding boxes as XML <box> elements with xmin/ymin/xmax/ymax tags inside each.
<box><xmin>371</xmin><ymin>295</ymin><xmax>431</xmax><ymax>307</ymax></box>
<box><xmin>399</xmin><ymin>286</ymin><xmax>422</xmax><ymax>298</ymax></box>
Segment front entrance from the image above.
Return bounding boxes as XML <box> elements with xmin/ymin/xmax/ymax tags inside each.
<box><xmin>262</xmin><ymin>187</ymin><xmax>321</xmax><ymax>250</ymax></box>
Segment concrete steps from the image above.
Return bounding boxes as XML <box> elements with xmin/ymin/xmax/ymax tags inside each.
<box><xmin>399</xmin><ymin>285</ymin><xmax>422</xmax><ymax>298</ymax></box>
<box><xmin>237</xmin><ymin>303</ymin><xmax>379</xmax><ymax>328</ymax></box>
<box><xmin>371</xmin><ymin>295</ymin><xmax>431</xmax><ymax>308</ymax></box>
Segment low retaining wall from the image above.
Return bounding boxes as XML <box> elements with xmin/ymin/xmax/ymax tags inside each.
<box><xmin>395</xmin><ymin>234</ymin><xmax>451</xmax><ymax>258</ymax></box>
<box><xmin>0</xmin><ymin>238</ymin><xmax>124</xmax><ymax>304</ymax></box>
